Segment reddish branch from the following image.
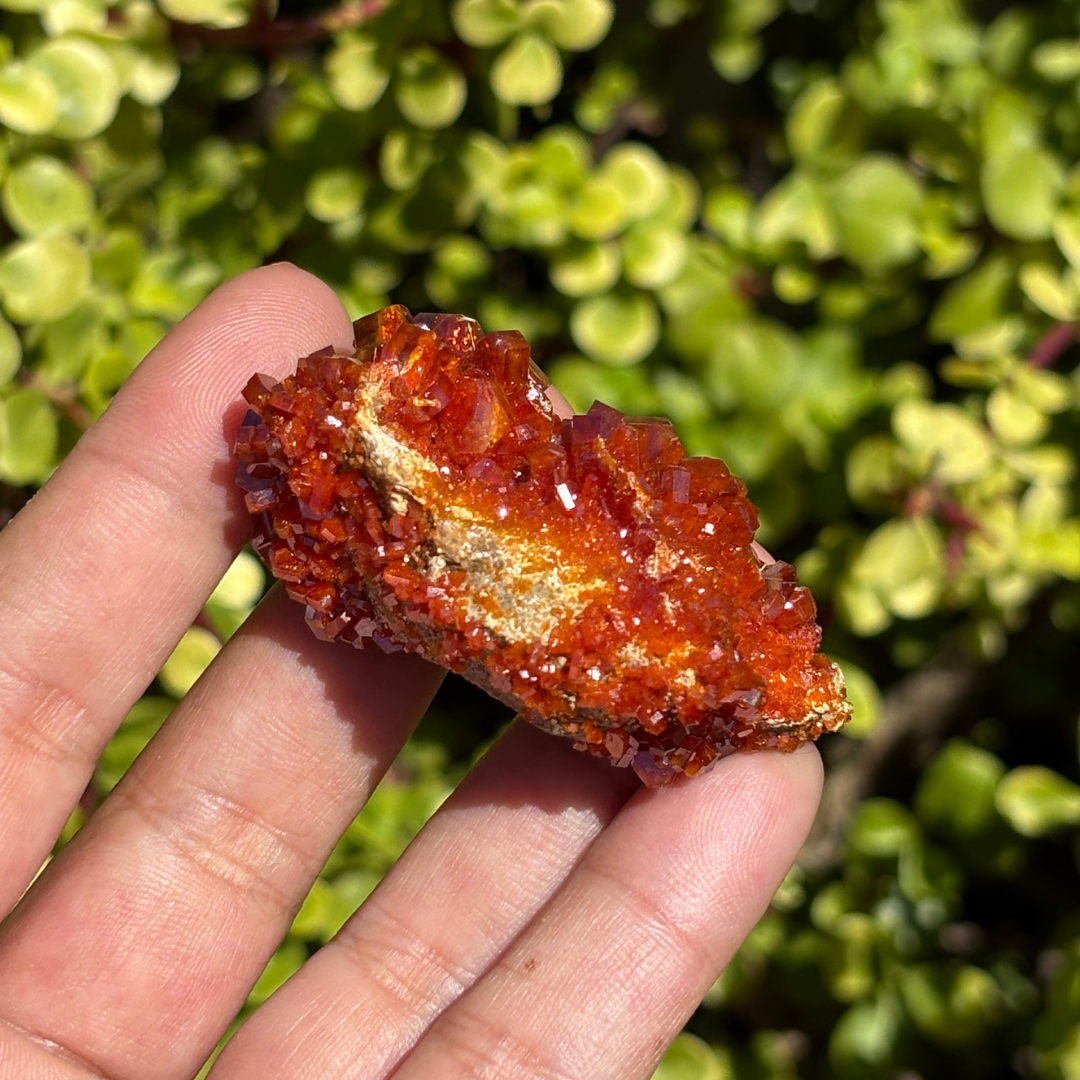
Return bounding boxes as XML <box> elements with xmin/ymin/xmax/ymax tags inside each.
<box><xmin>169</xmin><ymin>0</ymin><xmax>388</xmax><ymax>52</ymax></box>
<box><xmin>1029</xmin><ymin>320</ymin><xmax>1075</xmax><ymax>368</ymax></box>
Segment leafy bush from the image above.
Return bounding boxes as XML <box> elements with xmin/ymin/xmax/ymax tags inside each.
<box><xmin>3</xmin><ymin>0</ymin><xmax>1080</xmax><ymax>1075</ymax></box>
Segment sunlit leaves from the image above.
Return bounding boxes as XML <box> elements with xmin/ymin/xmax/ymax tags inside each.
<box><xmin>893</xmin><ymin>400</ymin><xmax>993</xmax><ymax>485</ymax></box>
<box><xmin>529</xmin><ymin>0</ymin><xmax>613</xmax><ymax>51</ymax></box>
<box><xmin>326</xmin><ymin>34</ymin><xmax>390</xmax><ymax>111</ymax></box>
<box><xmin>0</xmin><ymin>60</ymin><xmax>59</xmax><ymax>133</ymax></box>
<box><xmin>996</xmin><ymin>767</ymin><xmax>1080</xmax><ymax>837</ymax></box>
<box><xmin>0</xmin><ymin>317</ymin><xmax>20</xmax><ymax>385</ymax></box>
<box><xmin>159</xmin><ymin>626</ymin><xmax>221</xmax><ymax>698</ymax></box>
<box><xmin>650</xmin><ymin>1032</ymin><xmax>730</xmax><ymax>1080</ymax></box>
<box><xmin>490</xmin><ymin>31</ymin><xmax>561</xmax><ymax>106</ymax></box>
<box><xmin>156</xmin><ymin>0</ymin><xmax>247</xmax><ymax>28</ymax></box>
<box><xmin>453</xmin><ymin>0</ymin><xmax>521</xmax><ymax>47</ymax></box>
<box><xmin>0</xmin><ymin>388</ymin><xmax>57</xmax><ymax>484</ymax></box>
<box><xmin>916</xmin><ymin>741</ymin><xmax>1007</xmax><ymax>839</ymax></box>
<box><xmin>28</xmin><ymin>38</ymin><xmax>120</xmax><ymax>139</ymax></box>
<box><xmin>842</xmin><ymin>516</ymin><xmax>945</xmax><ymax>633</ymax></box>
<box><xmin>570</xmin><ymin>291</ymin><xmax>660</xmax><ymax>366</ymax></box>
<box><xmin>982</xmin><ymin>147</ymin><xmax>1063</xmax><ymax>242</ymax></box>
<box><xmin>830</xmin><ymin>155</ymin><xmax>923</xmax><ymax>273</ymax></box>
<box><xmin>550</xmin><ymin>240</ymin><xmax>620</xmax><ymax>296</ymax></box>
<box><xmin>2</xmin><ymin>155</ymin><xmax>94</xmax><ymax>237</ymax></box>
<box><xmin>306</xmin><ymin>167</ymin><xmax>366</xmax><ymax>224</ymax></box>
<box><xmin>0</xmin><ymin>235</ymin><xmax>90</xmax><ymax>322</ymax></box>
<box><xmin>394</xmin><ymin>48</ymin><xmax>467</xmax><ymax>129</ymax></box>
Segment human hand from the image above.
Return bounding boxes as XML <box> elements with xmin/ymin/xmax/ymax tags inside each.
<box><xmin>0</xmin><ymin>265</ymin><xmax>823</xmax><ymax>1080</ymax></box>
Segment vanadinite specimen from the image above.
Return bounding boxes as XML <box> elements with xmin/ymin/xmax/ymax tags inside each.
<box><xmin>235</xmin><ymin>305</ymin><xmax>850</xmax><ymax>784</ymax></box>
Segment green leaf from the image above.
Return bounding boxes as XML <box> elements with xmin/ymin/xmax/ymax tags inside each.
<box><xmin>2</xmin><ymin>154</ymin><xmax>94</xmax><ymax>237</ymax></box>
<box><xmin>527</xmin><ymin>0</ymin><xmax>614</xmax><ymax>51</ymax></box>
<box><xmin>0</xmin><ymin>389</ymin><xmax>57</xmax><ymax>485</ymax></box>
<box><xmin>894</xmin><ymin>399</ymin><xmax>993</xmax><ymax>484</ymax></box>
<box><xmin>987</xmin><ymin>386</ymin><xmax>1049</xmax><ymax>446</ymax></box>
<box><xmin>248</xmin><ymin>940</ymin><xmax>305</xmax><ymax>1005</ymax></box>
<box><xmin>0</xmin><ymin>236</ymin><xmax>91</xmax><ymax>323</ymax></box>
<box><xmin>1018</xmin><ymin>261</ymin><xmax>1078</xmax><ymax>321</ymax></box>
<box><xmin>929</xmin><ymin>255</ymin><xmax>1014</xmax><ymax>340</ymax></box>
<box><xmin>900</xmin><ymin>964</ymin><xmax>1004</xmax><ymax>1047</ymax></box>
<box><xmin>27</xmin><ymin>38</ymin><xmax>120</xmax><ymax>139</ymax></box>
<box><xmin>549</xmin><ymin>241</ymin><xmax>621</xmax><ymax>296</ymax></box>
<box><xmin>159</xmin><ymin>627</ymin><xmax>221</xmax><ymax>698</ymax></box>
<box><xmin>128</xmin><ymin>250</ymin><xmax>221</xmax><ymax>321</ymax></box>
<box><xmin>703</xmin><ymin>184</ymin><xmax>752</xmax><ymax>248</ymax></box>
<box><xmin>621</xmin><ymin>221</ymin><xmax>688</xmax><ymax>289</ymax></box>
<box><xmin>849</xmin><ymin>798</ymin><xmax>919</xmax><ymax>858</ymax></box>
<box><xmin>156</xmin><ymin>0</ymin><xmax>247</xmax><ymax>27</ymax></box>
<box><xmin>1032</xmin><ymin>39</ymin><xmax>1080</xmax><ymax>82</ymax></box>
<box><xmin>996</xmin><ymin>766</ymin><xmax>1080</xmax><ymax>837</ymax></box>
<box><xmin>491</xmin><ymin>32</ymin><xmax>562</xmax><ymax>107</ymax></box>
<box><xmin>452</xmin><ymin>0</ymin><xmax>521</xmax><ymax>46</ymax></box>
<box><xmin>0</xmin><ymin>60</ymin><xmax>60</xmax><ymax>134</ymax></box>
<box><xmin>835</xmin><ymin>659</ymin><xmax>883</xmax><ymax>738</ymax></box>
<box><xmin>754</xmin><ymin>171</ymin><xmax>837</xmax><ymax>260</ymax></box>
<box><xmin>982</xmin><ymin>147</ymin><xmax>1063</xmax><ymax>242</ymax></box>
<box><xmin>326</xmin><ymin>34</ymin><xmax>390</xmax><ymax>111</ymax></box>
<box><xmin>305</xmin><ymin>166</ymin><xmax>365</xmax><ymax>224</ymax></box>
<box><xmin>787</xmin><ymin>78</ymin><xmax>847</xmax><ymax>162</ymax></box>
<box><xmin>395</xmin><ymin>48</ymin><xmax>467</xmax><ymax>129</ymax></box>
<box><xmin>597</xmin><ymin>143</ymin><xmax>669</xmax><ymax>221</ymax></box>
<box><xmin>209</xmin><ymin>551</ymin><xmax>265</xmax><ymax>611</ymax></box>
<box><xmin>570</xmin><ymin>291</ymin><xmax>660</xmax><ymax>366</ymax></box>
<box><xmin>852</xmin><ymin>516</ymin><xmax>945</xmax><ymax>619</ymax></box>
<box><xmin>567</xmin><ymin>174</ymin><xmax>628</xmax><ymax>240</ymax></box>
<box><xmin>1054</xmin><ymin>208</ymin><xmax>1080</xmax><ymax>268</ymax></box>
<box><xmin>829</xmin><ymin>992</ymin><xmax>902</xmax><ymax>1072</ymax></box>
<box><xmin>548</xmin><ymin>354</ymin><xmax>658</xmax><ymax>414</ymax></box>
<box><xmin>0</xmin><ymin>317</ymin><xmax>21</xmax><ymax>386</ymax></box>
<box><xmin>379</xmin><ymin>129</ymin><xmax>436</xmax><ymax>191</ymax></box>
<box><xmin>709</xmin><ymin>35</ymin><xmax>763</xmax><ymax>83</ymax></box>
<box><xmin>650</xmin><ymin>1032</ymin><xmax>730</xmax><ymax>1080</ymax></box>
<box><xmin>981</xmin><ymin>86</ymin><xmax>1039</xmax><ymax>160</ymax></box>
<box><xmin>129</xmin><ymin>46</ymin><xmax>182</xmax><ymax>107</ymax></box>
<box><xmin>830</xmin><ymin>155</ymin><xmax>923</xmax><ymax>273</ymax></box>
<box><xmin>916</xmin><ymin>741</ymin><xmax>1007</xmax><ymax>837</ymax></box>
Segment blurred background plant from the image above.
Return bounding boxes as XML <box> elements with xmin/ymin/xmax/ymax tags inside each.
<box><xmin>4</xmin><ymin>0</ymin><xmax>1080</xmax><ymax>1074</ymax></box>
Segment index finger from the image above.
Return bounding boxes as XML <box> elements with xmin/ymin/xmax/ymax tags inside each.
<box><xmin>0</xmin><ymin>263</ymin><xmax>354</xmax><ymax>915</ymax></box>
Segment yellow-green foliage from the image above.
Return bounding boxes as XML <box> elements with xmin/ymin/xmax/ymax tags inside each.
<box><xmin>4</xmin><ymin>0</ymin><xmax>1080</xmax><ymax>1076</ymax></box>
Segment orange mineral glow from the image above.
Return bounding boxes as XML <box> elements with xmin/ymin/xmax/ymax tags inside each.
<box><xmin>235</xmin><ymin>306</ymin><xmax>850</xmax><ymax>785</ymax></box>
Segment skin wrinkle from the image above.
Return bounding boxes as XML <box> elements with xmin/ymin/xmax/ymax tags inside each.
<box><xmin>0</xmin><ymin>1015</ymin><xmax>115</xmax><ymax>1080</ymax></box>
<box><xmin>209</xmin><ymin>726</ymin><xmax>638</xmax><ymax>1080</ymax></box>
<box><xmin>106</xmin><ymin>768</ymin><xmax>324</xmax><ymax>922</ymax></box>
<box><xmin>411</xmin><ymin>1000</ymin><xmax>581</xmax><ymax>1080</ymax></box>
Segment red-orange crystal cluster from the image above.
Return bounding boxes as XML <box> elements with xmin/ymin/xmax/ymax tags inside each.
<box><xmin>235</xmin><ymin>305</ymin><xmax>850</xmax><ymax>785</ymax></box>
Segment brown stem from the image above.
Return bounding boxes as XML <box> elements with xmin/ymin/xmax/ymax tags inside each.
<box><xmin>1029</xmin><ymin>321</ymin><xmax>1075</xmax><ymax>368</ymax></box>
<box><xmin>799</xmin><ymin>654</ymin><xmax>981</xmax><ymax>873</ymax></box>
<box><xmin>169</xmin><ymin>0</ymin><xmax>389</xmax><ymax>52</ymax></box>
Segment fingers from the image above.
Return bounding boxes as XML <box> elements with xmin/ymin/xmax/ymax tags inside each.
<box><xmin>210</xmin><ymin>722</ymin><xmax>640</xmax><ymax>1080</ymax></box>
<box><xmin>0</xmin><ymin>587</ymin><xmax>442</xmax><ymax>1080</ymax></box>
<box><xmin>389</xmin><ymin>746</ymin><xmax>822</xmax><ymax>1080</ymax></box>
<box><xmin>0</xmin><ymin>264</ymin><xmax>354</xmax><ymax>916</ymax></box>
